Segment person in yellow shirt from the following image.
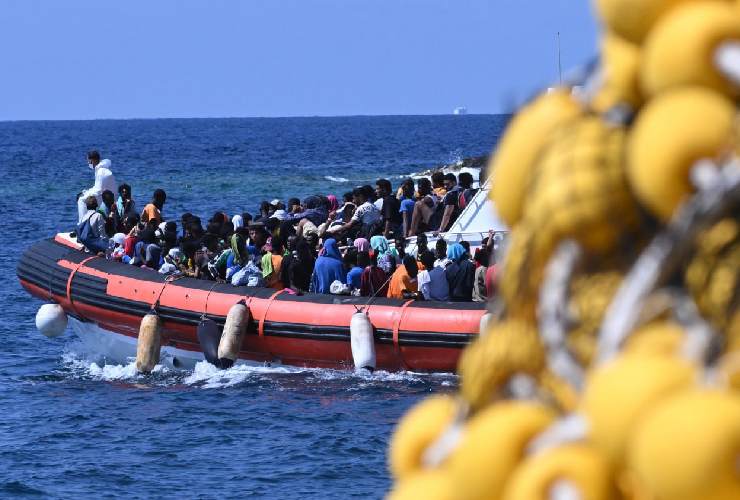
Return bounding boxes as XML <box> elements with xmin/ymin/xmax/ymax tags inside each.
<box><xmin>387</xmin><ymin>255</ymin><xmax>419</xmax><ymax>299</ymax></box>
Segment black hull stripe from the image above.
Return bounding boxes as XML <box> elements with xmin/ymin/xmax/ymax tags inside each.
<box><xmin>19</xmin><ymin>264</ymin><xmax>471</xmax><ymax>349</ymax></box>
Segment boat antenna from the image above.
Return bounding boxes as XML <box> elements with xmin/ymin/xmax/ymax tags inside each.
<box><xmin>557</xmin><ymin>32</ymin><xmax>563</xmax><ymax>85</ymax></box>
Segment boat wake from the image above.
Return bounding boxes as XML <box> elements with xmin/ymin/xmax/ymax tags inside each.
<box><xmin>57</xmin><ymin>345</ymin><xmax>457</xmax><ymax>390</ymax></box>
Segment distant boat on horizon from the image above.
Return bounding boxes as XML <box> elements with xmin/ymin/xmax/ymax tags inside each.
<box><xmin>453</xmin><ymin>106</ymin><xmax>467</xmax><ymax>115</ymax></box>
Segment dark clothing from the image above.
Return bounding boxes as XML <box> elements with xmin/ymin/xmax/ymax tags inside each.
<box><xmin>445</xmin><ymin>259</ymin><xmax>475</xmax><ymax>302</ymax></box>
<box><xmin>360</xmin><ymin>266</ymin><xmax>388</xmax><ymax>297</ymax></box>
<box><xmin>280</xmin><ymin>253</ymin><xmax>314</xmax><ymax>292</ymax></box>
<box><xmin>284</xmin><ymin>207</ymin><xmax>328</xmax><ymax>227</ymax></box>
<box><xmin>381</xmin><ymin>195</ymin><xmax>402</xmax><ymax>234</ymax></box>
<box><xmin>441</xmin><ymin>187</ymin><xmax>462</xmax><ymax>232</ymax></box>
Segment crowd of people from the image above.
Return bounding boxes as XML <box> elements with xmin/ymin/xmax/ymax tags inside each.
<box><xmin>75</xmin><ymin>150</ymin><xmax>498</xmax><ymax>302</ymax></box>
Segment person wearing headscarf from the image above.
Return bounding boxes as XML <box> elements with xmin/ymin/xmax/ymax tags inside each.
<box><xmin>327</xmin><ymin>194</ymin><xmax>339</xmax><ymax>214</ymax></box>
<box><xmin>261</xmin><ymin>236</ymin><xmax>285</xmax><ymax>290</ymax></box>
<box><xmin>360</xmin><ymin>251</ymin><xmax>389</xmax><ymax>298</ymax></box>
<box><xmin>220</xmin><ymin>230</ymin><xmax>248</xmax><ymax>280</ymax></box>
<box><xmin>232</xmin><ymin>214</ymin><xmax>244</xmax><ymax>230</ymax></box>
<box><xmin>370</xmin><ymin>235</ymin><xmax>396</xmax><ymax>275</ymax></box>
<box><xmin>310</xmin><ymin>238</ymin><xmax>345</xmax><ymax>294</ymax></box>
<box><xmin>444</xmin><ymin>243</ymin><xmax>475</xmax><ymax>301</ymax></box>
<box><xmin>353</xmin><ymin>237</ymin><xmax>370</xmax><ymax>253</ymax></box>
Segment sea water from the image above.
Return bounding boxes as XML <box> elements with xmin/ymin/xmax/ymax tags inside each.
<box><xmin>0</xmin><ymin>115</ymin><xmax>507</xmax><ymax>498</ymax></box>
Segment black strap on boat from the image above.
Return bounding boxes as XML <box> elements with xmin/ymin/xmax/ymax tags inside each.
<box><xmin>200</xmin><ymin>281</ymin><xmax>219</xmax><ymax>321</ymax></box>
<box><xmin>151</xmin><ymin>274</ymin><xmax>183</xmax><ymax>313</ymax></box>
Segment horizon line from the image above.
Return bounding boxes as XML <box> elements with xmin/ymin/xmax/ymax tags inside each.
<box><xmin>0</xmin><ymin>111</ymin><xmax>512</xmax><ymax>124</ymax></box>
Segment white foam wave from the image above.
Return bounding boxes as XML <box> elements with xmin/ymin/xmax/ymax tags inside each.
<box><xmin>60</xmin><ymin>350</ymin><xmax>171</xmax><ymax>383</ymax></box>
<box><xmin>324</xmin><ymin>175</ymin><xmax>349</xmax><ymax>183</ymax></box>
<box><xmin>59</xmin><ymin>348</ymin><xmax>455</xmax><ymax>389</ymax></box>
<box><xmin>183</xmin><ymin>360</ymin><xmax>302</xmax><ymax>388</ymax></box>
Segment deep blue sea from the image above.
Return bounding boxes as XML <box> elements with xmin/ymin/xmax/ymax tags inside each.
<box><xmin>0</xmin><ymin>115</ymin><xmax>507</xmax><ymax>498</ymax></box>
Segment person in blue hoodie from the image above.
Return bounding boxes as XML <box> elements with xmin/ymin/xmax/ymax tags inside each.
<box><xmin>310</xmin><ymin>238</ymin><xmax>345</xmax><ymax>294</ymax></box>
<box><xmin>344</xmin><ymin>248</ymin><xmax>363</xmax><ymax>291</ymax></box>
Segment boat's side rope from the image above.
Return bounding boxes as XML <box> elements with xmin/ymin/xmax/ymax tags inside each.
<box><xmin>354</xmin><ymin>272</ymin><xmax>395</xmax><ymax>314</ymax></box>
<box><xmin>151</xmin><ymin>274</ymin><xmax>183</xmax><ymax>313</ymax></box>
<box><xmin>258</xmin><ymin>289</ymin><xmax>286</xmax><ymax>337</ymax></box>
<box><xmin>65</xmin><ymin>255</ymin><xmax>99</xmax><ymax>319</ymax></box>
<box><xmin>200</xmin><ymin>281</ymin><xmax>220</xmax><ymax>321</ymax></box>
<box><xmin>392</xmin><ymin>299</ymin><xmax>415</xmax><ymax>370</ymax></box>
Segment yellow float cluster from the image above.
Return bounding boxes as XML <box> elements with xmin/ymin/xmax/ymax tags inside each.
<box><xmin>387</xmin><ymin>1</ymin><xmax>740</xmax><ymax>499</ymax></box>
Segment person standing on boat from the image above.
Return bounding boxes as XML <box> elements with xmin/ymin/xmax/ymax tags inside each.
<box><xmin>337</xmin><ymin>187</ymin><xmax>381</xmax><ymax>238</ymax></box>
<box><xmin>77</xmin><ymin>150</ymin><xmax>116</xmax><ymax>223</ymax></box>
<box><xmin>437</xmin><ymin>173</ymin><xmax>462</xmax><ymax>234</ymax></box>
<box><xmin>376</xmin><ymin>178</ymin><xmax>402</xmax><ymax>239</ymax></box>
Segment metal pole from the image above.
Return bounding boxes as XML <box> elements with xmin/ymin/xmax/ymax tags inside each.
<box><xmin>557</xmin><ymin>32</ymin><xmax>563</xmax><ymax>85</ymax></box>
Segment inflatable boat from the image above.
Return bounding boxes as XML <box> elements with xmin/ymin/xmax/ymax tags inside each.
<box><xmin>17</xmin><ymin>234</ymin><xmax>486</xmax><ymax>372</ymax></box>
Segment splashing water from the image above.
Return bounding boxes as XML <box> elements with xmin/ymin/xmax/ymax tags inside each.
<box><xmin>57</xmin><ymin>345</ymin><xmax>457</xmax><ymax>392</ymax></box>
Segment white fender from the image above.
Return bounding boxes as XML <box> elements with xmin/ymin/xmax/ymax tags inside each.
<box><xmin>136</xmin><ymin>313</ymin><xmax>162</xmax><ymax>373</ymax></box>
<box><xmin>350</xmin><ymin>311</ymin><xmax>376</xmax><ymax>371</ymax></box>
<box><xmin>479</xmin><ymin>312</ymin><xmax>492</xmax><ymax>337</ymax></box>
<box><xmin>35</xmin><ymin>303</ymin><xmax>68</xmax><ymax>338</ymax></box>
<box><xmin>218</xmin><ymin>302</ymin><xmax>249</xmax><ymax>368</ymax></box>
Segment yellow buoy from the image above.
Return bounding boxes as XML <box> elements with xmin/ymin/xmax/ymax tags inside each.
<box><xmin>497</xmin><ymin>224</ymin><xmax>549</xmax><ymax>321</ymax></box>
<box><xmin>627</xmin><ymin>86</ymin><xmax>737</xmax><ymax>222</ymax></box>
<box><xmin>445</xmin><ymin>401</ymin><xmax>556</xmax><ymax>500</ymax></box>
<box><xmin>388</xmin><ymin>395</ymin><xmax>458</xmax><ymax>481</ymax></box>
<box><xmin>217</xmin><ymin>302</ymin><xmax>249</xmax><ymax>368</ymax></box>
<box><xmin>641</xmin><ymin>1</ymin><xmax>740</xmax><ymax>98</ymax></box>
<box><xmin>685</xmin><ymin>218</ymin><xmax>740</xmax><ymax>334</ymax></box>
<box><xmin>593</xmin><ymin>0</ymin><xmax>701</xmax><ymax>45</ymax></box>
<box><xmin>581</xmin><ymin>353</ymin><xmax>696</xmax><ymax>467</ymax></box>
<box><xmin>503</xmin><ymin>443</ymin><xmax>618</xmax><ymax>500</ymax></box>
<box><xmin>387</xmin><ymin>469</ymin><xmax>456</xmax><ymax>500</ymax></box>
<box><xmin>136</xmin><ymin>312</ymin><xmax>162</xmax><ymax>373</ymax></box>
<box><xmin>458</xmin><ymin>319</ymin><xmax>545</xmax><ymax>411</ymax></box>
<box><xmin>624</xmin><ymin>321</ymin><xmax>685</xmax><ymax>357</ymax></box>
<box><xmin>628</xmin><ymin>390</ymin><xmax>740</xmax><ymax>500</ymax></box>
<box><xmin>490</xmin><ymin>89</ymin><xmax>582</xmax><ymax>227</ymax></box>
<box><xmin>524</xmin><ymin>115</ymin><xmax>642</xmax><ymax>255</ymax></box>
<box><xmin>592</xmin><ymin>32</ymin><xmax>643</xmax><ymax>113</ymax></box>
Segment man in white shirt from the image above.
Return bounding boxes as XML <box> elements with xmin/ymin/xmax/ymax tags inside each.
<box><xmin>77</xmin><ymin>150</ymin><xmax>116</xmax><ymax>222</ymax></box>
<box><xmin>338</xmin><ymin>187</ymin><xmax>381</xmax><ymax>237</ymax></box>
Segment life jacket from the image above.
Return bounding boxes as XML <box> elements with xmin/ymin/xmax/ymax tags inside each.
<box><xmin>458</xmin><ymin>188</ymin><xmax>478</xmax><ymax>211</ymax></box>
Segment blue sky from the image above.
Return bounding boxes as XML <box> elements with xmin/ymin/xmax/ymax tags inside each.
<box><xmin>0</xmin><ymin>0</ymin><xmax>599</xmax><ymax>120</ymax></box>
